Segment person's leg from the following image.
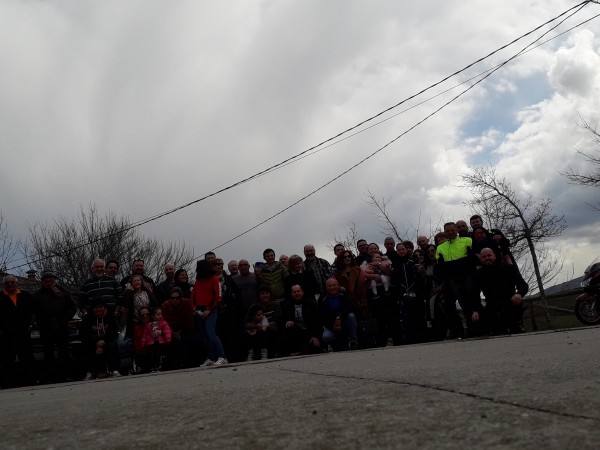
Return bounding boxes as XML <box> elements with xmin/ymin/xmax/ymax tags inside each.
<box><xmin>445</xmin><ymin>282</ymin><xmax>465</xmax><ymax>338</ymax></box>
<box><xmin>105</xmin><ymin>342</ymin><xmax>120</xmax><ymax>373</ymax></box>
<box><xmin>381</xmin><ymin>275</ymin><xmax>390</xmax><ymax>293</ymax></box>
<box><xmin>266</xmin><ymin>324</ymin><xmax>280</xmax><ymax>358</ymax></box>
<box><xmin>370</xmin><ymin>280</ymin><xmax>378</xmax><ymax>295</ymax></box>
<box><xmin>1</xmin><ymin>337</ymin><xmax>17</xmax><ymax>388</ymax></box>
<box><xmin>344</xmin><ymin>313</ymin><xmax>358</xmax><ymax>347</ymax></box>
<box><xmin>368</xmin><ymin>292</ymin><xmax>388</xmax><ymax>346</ymax></box>
<box><xmin>322</xmin><ymin>328</ymin><xmax>336</xmax><ymax>348</ymax></box>
<box><xmin>504</xmin><ymin>299</ymin><xmax>525</xmax><ymax>333</ymax></box>
<box><xmin>196</xmin><ymin>316</ymin><xmax>215</xmax><ymax>362</ymax></box>
<box><xmin>386</xmin><ymin>294</ymin><xmax>403</xmax><ymax>345</ymax></box>
<box><xmin>205</xmin><ymin>310</ymin><xmax>226</xmax><ymax>360</ymax></box>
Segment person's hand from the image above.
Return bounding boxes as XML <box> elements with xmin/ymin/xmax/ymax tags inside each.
<box><xmin>511</xmin><ymin>294</ymin><xmax>523</xmax><ymax>305</ymax></box>
<box><xmin>260</xmin><ymin>324</ymin><xmax>268</xmax><ymax>332</ymax></box>
<box><xmin>286</xmin><ymin>321</ymin><xmax>295</xmax><ymax>328</ymax></box>
<box><xmin>493</xmin><ymin>234</ymin><xmax>502</xmax><ymax>242</ymax></box>
<box><xmin>310</xmin><ymin>337</ymin><xmax>320</xmax><ymax>346</ymax></box>
<box><xmin>418</xmin><ymin>265</ymin><xmax>426</xmax><ymax>274</ymax></box>
<box><xmin>472</xmin><ymin>311</ymin><xmax>480</xmax><ymax>323</ymax></box>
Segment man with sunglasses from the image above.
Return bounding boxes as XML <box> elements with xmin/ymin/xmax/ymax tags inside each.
<box><xmin>0</xmin><ymin>275</ymin><xmax>35</xmax><ymax>388</ymax></box>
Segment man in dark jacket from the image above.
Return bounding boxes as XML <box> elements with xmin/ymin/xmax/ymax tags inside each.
<box><xmin>33</xmin><ymin>269</ymin><xmax>77</xmax><ymax>382</ymax></box>
<box><xmin>155</xmin><ymin>263</ymin><xmax>176</xmax><ymax>305</ymax></box>
<box><xmin>470</xmin><ymin>214</ymin><xmax>515</xmax><ymax>265</ymax></box>
<box><xmin>474</xmin><ymin>248</ymin><xmax>529</xmax><ymax>334</ymax></box>
<box><xmin>0</xmin><ymin>275</ymin><xmax>35</xmax><ymax>387</ymax></box>
<box><xmin>120</xmin><ymin>259</ymin><xmax>156</xmax><ymax>292</ymax></box>
<box><xmin>281</xmin><ymin>285</ymin><xmax>322</xmax><ymax>355</ymax></box>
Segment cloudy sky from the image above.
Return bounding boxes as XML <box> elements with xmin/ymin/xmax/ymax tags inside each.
<box><xmin>1</xmin><ymin>0</ymin><xmax>600</xmax><ymax>285</ymax></box>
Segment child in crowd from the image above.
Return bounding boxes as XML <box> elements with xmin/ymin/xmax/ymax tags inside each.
<box><xmin>133</xmin><ymin>307</ymin><xmax>151</xmax><ymax>373</ymax></box>
<box><xmin>80</xmin><ymin>299</ymin><xmax>120</xmax><ymax>380</ymax></box>
<box><xmin>367</xmin><ymin>254</ymin><xmax>391</xmax><ymax>297</ymax></box>
<box><xmin>243</xmin><ymin>304</ymin><xmax>270</xmax><ymax>360</ymax></box>
<box><xmin>142</xmin><ymin>307</ymin><xmax>172</xmax><ymax>372</ymax></box>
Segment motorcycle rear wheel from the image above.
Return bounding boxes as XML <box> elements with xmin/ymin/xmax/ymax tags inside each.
<box><xmin>574</xmin><ymin>293</ymin><xmax>600</xmax><ymax>325</ymax></box>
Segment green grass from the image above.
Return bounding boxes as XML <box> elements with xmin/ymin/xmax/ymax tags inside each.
<box><xmin>522</xmin><ymin>292</ymin><xmax>584</xmax><ymax>332</ymax></box>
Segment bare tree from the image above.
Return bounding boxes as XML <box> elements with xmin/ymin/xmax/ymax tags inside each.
<box><xmin>365</xmin><ymin>191</ymin><xmax>445</xmax><ymax>244</ymax></box>
<box><xmin>365</xmin><ymin>190</ymin><xmax>407</xmax><ymax>242</ymax></box>
<box><xmin>23</xmin><ymin>204</ymin><xmax>194</xmax><ymax>286</ymax></box>
<box><xmin>330</xmin><ymin>222</ymin><xmax>360</xmax><ymax>254</ymax></box>
<box><xmin>461</xmin><ymin>165</ymin><xmax>567</xmax><ymax>325</ymax></box>
<box><xmin>562</xmin><ymin>117</ymin><xmax>600</xmax><ymax>210</ymax></box>
<box><xmin>0</xmin><ymin>211</ymin><xmax>18</xmax><ymax>273</ymax></box>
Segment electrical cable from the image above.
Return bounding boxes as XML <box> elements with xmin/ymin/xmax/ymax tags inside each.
<box><xmin>201</xmin><ymin>3</ymin><xmax>594</xmax><ymax>256</ymax></box>
<box><xmin>5</xmin><ymin>1</ymin><xmax>596</xmax><ymax>272</ymax></box>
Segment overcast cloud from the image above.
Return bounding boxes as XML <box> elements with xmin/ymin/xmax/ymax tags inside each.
<box><xmin>1</xmin><ymin>0</ymin><xmax>600</xmax><ymax>283</ymax></box>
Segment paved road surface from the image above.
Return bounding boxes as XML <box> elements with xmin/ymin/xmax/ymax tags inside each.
<box><xmin>1</xmin><ymin>327</ymin><xmax>599</xmax><ymax>449</ymax></box>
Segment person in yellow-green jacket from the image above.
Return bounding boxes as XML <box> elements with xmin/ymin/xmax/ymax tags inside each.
<box><xmin>435</xmin><ymin>222</ymin><xmax>481</xmax><ymax>338</ymax></box>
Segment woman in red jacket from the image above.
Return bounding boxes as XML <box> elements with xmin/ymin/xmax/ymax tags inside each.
<box><xmin>190</xmin><ymin>260</ymin><xmax>227</xmax><ymax>366</ymax></box>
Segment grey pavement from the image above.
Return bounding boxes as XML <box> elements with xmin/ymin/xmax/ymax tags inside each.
<box><xmin>1</xmin><ymin>327</ymin><xmax>599</xmax><ymax>449</ymax></box>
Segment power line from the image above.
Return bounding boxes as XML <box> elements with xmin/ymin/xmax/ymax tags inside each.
<box><xmin>202</xmin><ymin>3</ymin><xmax>595</xmax><ymax>256</ymax></box>
<box><xmin>6</xmin><ymin>1</ymin><xmax>594</xmax><ymax>272</ymax></box>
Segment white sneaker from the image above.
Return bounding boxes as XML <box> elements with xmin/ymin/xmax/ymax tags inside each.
<box><xmin>84</xmin><ymin>372</ymin><xmax>93</xmax><ymax>381</ymax></box>
<box><xmin>214</xmin><ymin>357</ymin><xmax>228</xmax><ymax>365</ymax></box>
<box><xmin>111</xmin><ymin>371</ymin><xmax>122</xmax><ymax>377</ymax></box>
<box><xmin>201</xmin><ymin>359</ymin><xmax>214</xmax><ymax>367</ymax></box>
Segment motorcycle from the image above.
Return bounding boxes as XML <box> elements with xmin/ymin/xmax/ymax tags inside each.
<box><xmin>574</xmin><ymin>261</ymin><xmax>600</xmax><ymax>326</ymax></box>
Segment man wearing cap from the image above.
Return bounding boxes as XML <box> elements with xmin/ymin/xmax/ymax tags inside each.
<box><xmin>0</xmin><ymin>275</ymin><xmax>35</xmax><ymax>387</ymax></box>
<box><xmin>33</xmin><ymin>269</ymin><xmax>77</xmax><ymax>382</ymax></box>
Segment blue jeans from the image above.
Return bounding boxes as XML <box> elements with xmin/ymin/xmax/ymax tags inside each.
<box><xmin>197</xmin><ymin>310</ymin><xmax>226</xmax><ymax>361</ymax></box>
<box><xmin>322</xmin><ymin>313</ymin><xmax>358</xmax><ymax>350</ymax></box>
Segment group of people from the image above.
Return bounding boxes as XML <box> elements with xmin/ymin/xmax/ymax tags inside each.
<box><xmin>0</xmin><ymin>214</ymin><xmax>529</xmax><ymax>388</ymax></box>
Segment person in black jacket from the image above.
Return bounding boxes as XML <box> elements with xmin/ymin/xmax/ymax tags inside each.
<box><xmin>281</xmin><ymin>285</ymin><xmax>322</xmax><ymax>355</ymax></box>
<box><xmin>284</xmin><ymin>255</ymin><xmax>319</xmax><ymax>302</ymax></box>
<box><xmin>0</xmin><ymin>275</ymin><xmax>35</xmax><ymax>388</ymax></box>
<box><xmin>79</xmin><ymin>299</ymin><xmax>120</xmax><ymax>380</ymax></box>
<box><xmin>212</xmin><ymin>258</ymin><xmax>245</xmax><ymax>363</ymax></box>
<box><xmin>33</xmin><ymin>269</ymin><xmax>77</xmax><ymax>382</ymax></box>
<box><xmin>392</xmin><ymin>243</ymin><xmax>428</xmax><ymax>344</ymax></box>
<box><xmin>474</xmin><ymin>248</ymin><xmax>529</xmax><ymax>335</ymax></box>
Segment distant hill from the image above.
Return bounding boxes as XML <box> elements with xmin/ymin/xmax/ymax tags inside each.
<box><xmin>544</xmin><ymin>276</ymin><xmax>583</xmax><ymax>296</ymax></box>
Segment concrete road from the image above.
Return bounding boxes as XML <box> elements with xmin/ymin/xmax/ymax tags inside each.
<box><xmin>1</xmin><ymin>327</ymin><xmax>599</xmax><ymax>449</ymax></box>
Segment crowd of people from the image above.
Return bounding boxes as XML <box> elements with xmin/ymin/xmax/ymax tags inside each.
<box><xmin>0</xmin><ymin>214</ymin><xmax>529</xmax><ymax>388</ymax></box>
